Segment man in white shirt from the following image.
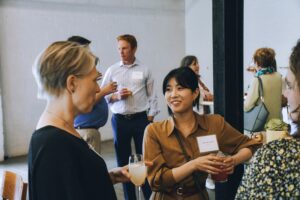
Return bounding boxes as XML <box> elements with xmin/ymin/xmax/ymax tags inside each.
<box><xmin>101</xmin><ymin>34</ymin><xmax>159</xmax><ymax>200</ymax></box>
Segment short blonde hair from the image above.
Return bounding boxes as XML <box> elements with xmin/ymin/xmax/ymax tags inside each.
<box><xmin>33</xmin><ymin>41</ymin><xmax>98</xmax><ymax>98</ymax></box>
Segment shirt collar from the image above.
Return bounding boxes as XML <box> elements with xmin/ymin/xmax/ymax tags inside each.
<box><xmin>166</xmin><ymin>112</ymin><xmax>209</xmax><ymax>137</ymax></box>
<box><xmin>119</xmin><ymin>58</ymin><xmax>140</xmax><ymax>68</ymax></box>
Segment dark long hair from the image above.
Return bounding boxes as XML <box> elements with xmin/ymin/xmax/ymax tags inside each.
<box><xmin>163</xmin><ymin>67</ymin><xmax>200</xmax><ymax>115</ymax></box>
<box><xmin>180</xmin><ymin>55</ymin><xmax>198</xmax><ymax>68</ymax></box>
<box><xmin>289</xmin><ymin>40</ymin><xmax>300</xmax><ymax>138</ymax></box>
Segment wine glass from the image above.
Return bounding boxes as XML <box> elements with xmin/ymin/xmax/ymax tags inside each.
<box><xmin>128</xmin><ymin>154</ymin><xmax>147</xmax><ymax>200</ymax></box>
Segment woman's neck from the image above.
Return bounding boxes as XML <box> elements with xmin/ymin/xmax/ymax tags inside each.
<box><xmin>37</xmin><ymin>96</ymin><xmax>80</xmax><ymax>138</ymax></box>
<box><xmin>173</xmin><ymin>111</ymin><xmax>197</xmax><ymax>137</ymax></box>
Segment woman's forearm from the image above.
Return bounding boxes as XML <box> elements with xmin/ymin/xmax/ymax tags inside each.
<box><xmin>232</xmin><ymin>148</ymin><xmax>253</xmax><ymax>166</ymax></box>
<box><xmin>172</xmin><ymin>160</ymin><xmax>195</xmax><ymax>183</ymax></box>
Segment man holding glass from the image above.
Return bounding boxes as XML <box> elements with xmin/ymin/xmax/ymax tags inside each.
<box><xmin>101</xmin><ymin>34</ymin><xmax>159</xmax><ymax>200</ymax></box>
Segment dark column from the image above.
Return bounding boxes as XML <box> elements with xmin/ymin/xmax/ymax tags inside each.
<box><xmin>213</xmin><ymin>0</ymin><xmax>244</xmax><ymax>199</ymax></box>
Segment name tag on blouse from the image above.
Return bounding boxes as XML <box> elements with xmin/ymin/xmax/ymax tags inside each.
<box><xmin>197</xmin><ymin>135</ymin><xmax>219</xmax><ymax>153</ymax></box>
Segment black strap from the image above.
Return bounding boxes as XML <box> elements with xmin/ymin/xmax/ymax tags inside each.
<box><xmin>173</xmin><ymin>129</ymin><xmax>207</xmax><ymax>199</ymax></box>
<box><xmin>174</xmin><ymin>129</ymin><xmax>190</xmax><ymax>161</ymax></box>
<box><xmin>256</xmin><ymin>76</ymin><xmax>264</xmax><ymax>101</ymax></box>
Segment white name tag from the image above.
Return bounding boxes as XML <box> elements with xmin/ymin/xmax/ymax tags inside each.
<box><xmin>132</xmin><ymin>71</ymin><xmax>143</xmax><ymax>80</ymax></box>
<box><xmin>197</xmin><ymin>135</ymin><xmax>219</xmax><ymax>153</ymax></box>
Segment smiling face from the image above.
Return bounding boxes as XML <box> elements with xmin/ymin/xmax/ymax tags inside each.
<box><xmin>284</xmin><ymin>69</ymin><xmax>300</xmax><ymax>122</ymax></box>
<box><xmin>164</xmin><ymin>78</ymin><xmax>199</xmax><ymax>114</ymax></box>
<box><xmin>72</xmin><ymin>67</ymin><xmax>101</xmax><ymax>114</ymax></box>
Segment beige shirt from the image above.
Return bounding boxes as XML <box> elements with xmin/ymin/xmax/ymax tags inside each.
<box><xmin>244</xmin><ymin>72</ymin><xmax>282</xmax><ymax>122</ymax></box>
<box><xmin>143</xmin><ymin>113</ymin><xmax>261</xmax><ymax>200</ymax></box>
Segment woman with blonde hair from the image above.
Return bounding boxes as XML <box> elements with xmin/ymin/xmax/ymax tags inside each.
<box><xmin>29</xmin><ymin>41</ymin><xmax>129</xmax><ymax>200</ymax></box>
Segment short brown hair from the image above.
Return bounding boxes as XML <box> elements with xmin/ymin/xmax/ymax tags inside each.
<box><xmin>253</xmin><ymin>48</ymin><xmax>276</xmax><ymax>68</ymax></box>
<box><xmin>33</xmin><ymin>41</ymin><xmax>98</xmax><ymax>97</ymax></box>
<box><xmin>117</xmin><ymin>34</ymin><xmax>137</xmax><ymax>49</ymax></box>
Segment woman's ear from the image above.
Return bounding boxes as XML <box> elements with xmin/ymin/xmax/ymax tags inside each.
<box><xmin>66</xmin><ymin>75</ymin><xmax>77</xmax><ymax>94</ymax></box>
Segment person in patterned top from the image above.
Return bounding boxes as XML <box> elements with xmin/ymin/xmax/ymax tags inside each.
<box><xmin>235</xmin><ymin>40</ymin><xmax>300</xmax><ymax>199</ymax></box>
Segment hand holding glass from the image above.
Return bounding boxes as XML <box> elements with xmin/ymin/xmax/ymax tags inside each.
<box><xmin>118</xmin><ymin>84</ymin><xmax>132</xmax><ymax>100</ymax></box>
<box><xmin>129</xmin><ymin>154</ymin><xmax>147</xmax><ymax>200</ymax></box>
<box><xmin>211</xmin><ymin>151</ymin><xmax>229</xmax><ymax>183</ymax></box>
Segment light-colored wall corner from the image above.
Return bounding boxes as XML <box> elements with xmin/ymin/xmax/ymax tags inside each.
<box><xmin>185</xmin><ymin>0</ymin><xmax>300</xmax><ymax>95</ymax></box>
<box><xmin>0</xmin><ymin>0</ymin><xmax>185</xmax><ymax>156</ymax></box>
<box><xmin>185</xmin><ymin>0</ymin><xmax>213</xmax><ymax>92</ymax></box>
<box><xmin>244</xmin><ymin>0</ymin><xmax>300</xmax><ymax>91</ymax></box>
<box><xmin>0</xmin><ymin>88</ymin><xmax>4</xmax><ymax>161</ymax></box>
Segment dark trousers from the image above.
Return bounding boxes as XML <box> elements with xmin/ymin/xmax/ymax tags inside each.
<box><xmin>111</xmin><ymin>113</ymin><xmax>152</xmax><ymax>200</ymax></box>
<box><xmin>215</xmin><ymin>164</ymin><xmax>244</xmax><ymax>200</ymax></box>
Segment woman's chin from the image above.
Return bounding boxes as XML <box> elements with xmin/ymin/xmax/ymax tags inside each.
<box><xmin>78</xmin><ymin>105</ymin><xmax>94</xmax><ymax>114</ymax></box>
<box><xmin>86</xmin><ymin>106</ymin><xmax>94</xmax><ymax>113</ymax></box>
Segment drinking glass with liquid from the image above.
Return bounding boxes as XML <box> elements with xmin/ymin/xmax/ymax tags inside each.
<box><xmin>128</xmin><ymin>154</ymin><xmax>147</xmax><ymax>200</ymax></box>
<box><xmin>211</xmin><ymin>151</ymin><xmax>229</xmax><ymax>183</ymax></box>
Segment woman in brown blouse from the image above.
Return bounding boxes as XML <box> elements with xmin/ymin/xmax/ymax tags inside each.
<box><xmin>143</xmin><ymin>67</ymin><xmax>261</xmax><ymax>200</ymax></box>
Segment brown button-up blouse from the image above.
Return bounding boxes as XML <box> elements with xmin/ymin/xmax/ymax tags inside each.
<box><xmin>143</xmin><ymin>113</ymin><xmax>261</xmax><ymax>200</ymax></box>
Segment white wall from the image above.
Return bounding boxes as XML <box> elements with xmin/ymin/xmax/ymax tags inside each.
<box><xmin>0</xmin><ymin>89</ymin><xmax>3</xmax><ymax>161</ymax></box>
<box><xmin>185</xmin><ymin>0</ymin><xmax>213</xmax><ymax>91</ymax></box>
<box><xmin>185</xmin><ymin>0</ymin><xmax>300</xmax><ymax>92</ymax></box>
<box><xmin>244</xmin><ymin>0</ymin><xmax>300</xmax><ymax>90</ymax></box>
<box><xmin>0</xmin><ymin>0</ymin><xmax>185</xmax><ymax>158</ymax></box>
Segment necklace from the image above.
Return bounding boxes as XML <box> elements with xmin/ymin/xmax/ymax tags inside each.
<box><xmin>45</xmin><ymin>110</ymin><xmax>81</xmax><ymax>138</ymax></box>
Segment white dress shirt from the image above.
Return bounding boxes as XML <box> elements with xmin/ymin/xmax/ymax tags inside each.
<box><xmin>101</xmin><ymin>59</ymin><xmax>159</xmax><ymax>116</ymax></box>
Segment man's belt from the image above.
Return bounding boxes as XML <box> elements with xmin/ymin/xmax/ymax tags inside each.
<box><xmin>114</xmin><ymin>111</ymin><xmax>147</xmax><ymax>120</ymax></box>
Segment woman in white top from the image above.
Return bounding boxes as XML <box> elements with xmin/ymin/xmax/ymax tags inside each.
<box><xmin>180</xmin><ymin>55</ymin><xmax>213</xmax><ymax>114</ymax></box>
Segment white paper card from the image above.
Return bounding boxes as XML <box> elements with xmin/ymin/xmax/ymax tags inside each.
<box><xmin>132</xmin><ymin>71</ymin><xmax>143</xmax><ymax>79</ymax></box>
<box><xmin>197</xmin><ymin>135</ymin><xmax>219</xmax><ymax>153</ymax></box>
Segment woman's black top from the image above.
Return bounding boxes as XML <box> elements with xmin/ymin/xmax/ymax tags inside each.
<box><xmin>28</xmin><ymin>126</ymin><xmax>117</xmax><ymax>200</ymax></box>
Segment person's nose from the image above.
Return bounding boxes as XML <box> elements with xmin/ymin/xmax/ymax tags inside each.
<box><xmin>96</xmin><ymin>84</ymin><xmax>101</xmax><ymax>93</ymax></box>
<box><xmin>283</xmin><ymin>89</ymin><xmax>288</xmax><ymax>98</ymax></box>
<box><xmin>170</xmin><ymin>89</ymin><xmax>178</xmax><ymax>97</ymax></box>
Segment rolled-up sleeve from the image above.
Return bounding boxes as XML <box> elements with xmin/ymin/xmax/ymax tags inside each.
<box><xmin>101</xmin><ymin>67</ymin><xmax>114</xmax><ymax>103</ymax></box>
<box><xmin>146</xmin><ymin>70</ymin><xmax>160</xmax><ymax>117</ymax></box>
<box><xmin>143</xmin><ymin>124</ymin><xmax>176</xmax><ymax>191</ymax></box>
<box><xmin>213</xmin><ymin>115</ymin><xmax>261</xmax><ymax>155</ymax></box>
